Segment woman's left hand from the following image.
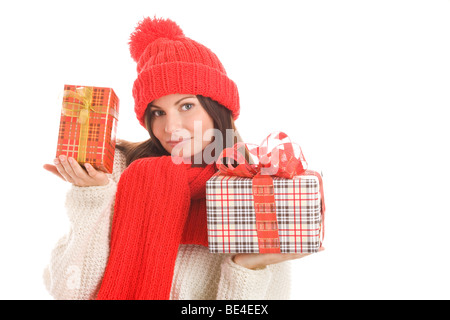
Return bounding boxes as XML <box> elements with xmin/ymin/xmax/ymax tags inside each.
<box><xmin>232</xmin><ymin>247</ymin><xmax>324</xmax><ymax>270</ymax></box>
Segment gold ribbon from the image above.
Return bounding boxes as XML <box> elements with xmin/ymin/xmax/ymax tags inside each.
<box><xmin>61</xmin><ymin>86</ymin><xmax>117</xmax><ymax>164</ymax></box>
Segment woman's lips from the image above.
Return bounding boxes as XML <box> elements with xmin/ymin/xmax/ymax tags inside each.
<box><xmin>166</xmin><ymin>138</ymin><xmax>192</xmax><ymax>147</ymax></box>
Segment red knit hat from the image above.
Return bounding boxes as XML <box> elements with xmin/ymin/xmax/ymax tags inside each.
<box><xmin>129</xmin><ymin>17</ymin><xmax>240</xmax><ymax>128</ymax></box>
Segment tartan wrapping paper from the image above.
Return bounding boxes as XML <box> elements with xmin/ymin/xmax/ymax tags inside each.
<box><xmin>206</xmin><ymin>173</ymin><xmax>322</xmax><ymax>253</ymax></box>
<box><xmin>56</xmin><ymin>84</ymin><xmax>119</xmax><ymax>173</ymax></box>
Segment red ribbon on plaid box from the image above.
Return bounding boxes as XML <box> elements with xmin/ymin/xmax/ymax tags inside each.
<box><xmin>214</xmin><ymin>132</ymin><xmax>325</xmax><ymax>253</ymax></box>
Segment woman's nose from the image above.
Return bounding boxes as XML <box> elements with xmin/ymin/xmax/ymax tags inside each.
<box><xmin>164</xmin><ymin>113</ymin><xmax>183</xmax><ymax>134</ymax></box>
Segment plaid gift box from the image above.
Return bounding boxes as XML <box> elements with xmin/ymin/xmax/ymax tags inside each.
<box><xmin>56</xmin><ymin>84</ymin><xmax>119</xmax><ymax>173</ymax></box>
<box><xmin>206</xmin><ymin>171</ymin><xmax>324</xmax><ymax>254</ymax></box>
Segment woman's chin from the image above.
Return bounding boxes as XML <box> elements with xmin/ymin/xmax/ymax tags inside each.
<box><xmin>170</xmin><ymin>150</ymin><xmax>209</xmax><ymax>165</ymax></box>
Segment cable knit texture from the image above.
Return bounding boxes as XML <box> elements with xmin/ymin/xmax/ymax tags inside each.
<box><xmin>43</xmin><ymin>148</ymin><xmax>292</xmax><ymax>300</ymax></box>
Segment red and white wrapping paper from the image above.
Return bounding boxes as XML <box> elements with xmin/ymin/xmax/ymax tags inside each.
<box><xmin>206</xmin><ymin>132</ymin><xmax>325</xmax><ymax>254</ymax></box>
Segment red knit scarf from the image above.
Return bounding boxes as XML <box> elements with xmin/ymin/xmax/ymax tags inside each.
<box><xmin>96</xmin><ymin>156</ymin><xmax>217</xmax><ymax>300</ymax></box>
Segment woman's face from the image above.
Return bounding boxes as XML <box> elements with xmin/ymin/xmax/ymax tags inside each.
<box><xmin>149</xmin><ymin>94</ymin><xmax>215</xmax><ymax>160</ymax></box>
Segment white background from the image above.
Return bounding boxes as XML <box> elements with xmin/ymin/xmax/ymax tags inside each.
<box><xmin>1</xmin><ymin>0</ymin><xmax>449</xmax><ymax>300</ymax></box>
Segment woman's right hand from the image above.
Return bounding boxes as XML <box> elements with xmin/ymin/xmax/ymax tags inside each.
<box><xmin>43</xmin><ymin>155</ymin><xmax>109</xmax><ymax>187</ymax></box>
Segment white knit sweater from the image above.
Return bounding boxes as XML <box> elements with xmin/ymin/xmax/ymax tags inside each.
<box><xmin>43</xmin><ymin>148</ymin><xmax>291</xmax><ymax>300</ymax></box>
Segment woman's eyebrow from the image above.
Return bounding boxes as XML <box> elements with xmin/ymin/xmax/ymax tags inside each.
<box><xmin>175</xmin><ymin>95</ymin><xmax>196</xmax><ymax>105</ymax></box>
<box><xmin>150</xmin><ymin>96</ymin><xmax>196</xmax><ymax>109</ymax></box>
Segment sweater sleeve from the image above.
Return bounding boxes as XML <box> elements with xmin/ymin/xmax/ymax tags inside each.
<box><xmin>215</xmin><ymin>255</ymin><xmax>292</xmax><ymax>300</ymax></box>
<box><xmin>43</xmin><ymin>149</ymin><xmax>126</xmax><ymax>300</ymax></box>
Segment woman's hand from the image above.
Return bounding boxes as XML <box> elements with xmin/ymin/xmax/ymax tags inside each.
<box><xmin>233</xmin><ymin>247</ymin><xmax>324</xmax><ymax>270</ymax></box>
<box><xmin>43</xmin><ymin>155</ymin><xmax>109</xmax><ymax>187</ymax></box>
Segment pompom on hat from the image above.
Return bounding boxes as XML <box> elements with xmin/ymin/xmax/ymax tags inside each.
<box><xmin>129</xmin><ymin>16</ymin><xmax>240</xmax><ymax>128</ymax></box>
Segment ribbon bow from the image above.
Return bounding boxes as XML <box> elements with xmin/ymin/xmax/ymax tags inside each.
<box><xmin>62</xmin><ymin>86</ymin><xmax>118</xmax><ymax>123</ymax></box>
<box><xmin>62</xmin><ymin>86</ymin><xmax>96</xmax><ymax>124</ymax></box>
<box><xmin>216</xmin><ymin>131</ymin><xmax>308</xmax><ymax>178</ymax></box>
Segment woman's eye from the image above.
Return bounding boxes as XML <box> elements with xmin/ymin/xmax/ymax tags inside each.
<box><xmin>182</xmin><ymin>103</ymin><xmax>194</xmax><ymax>111</ymax></box>
<box><xmin>152</xmin><ymin>110</ymin><xmax>164</xmax><ymax>117</ymax></box>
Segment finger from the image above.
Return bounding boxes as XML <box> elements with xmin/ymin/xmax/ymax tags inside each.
<box><xmin>272</xmin><ymin>253</ymin><xmax>310</xmax><ymax>262</ymax></box>
<box><xmin>43</xmin><ymin>164</ymin><xmax>65</xmax><ymax>180</ymax></box>
<box><xmin>59</xmin><ymin>155</ymin><xmax>77</xmax><ymax>179</ymax></box>
<box><xmin>85</xmin><ymin>163</ymin><xmax>109</xmax><ymax>186</ymax></box>
<box><xmin>68</xmin><ymin>157</ymin><xmax>90</xmax><ymax>179</ymax></box>
<box><xmin>84</xmin><ymin>163</ymin><xmax>100</xmax><ymax>178</ymax></box>
<box><xmin>54</xmin><ymin>158</ymin><xmax>74</xmax><ymax>183</ymax></box>
<box><xmin>292</xmin><ymin>253</ymin><xmax>311</xmax><ymax>259</ymax></box>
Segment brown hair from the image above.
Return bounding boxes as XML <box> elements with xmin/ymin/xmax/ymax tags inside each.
<box><xmin>116</xmin><ymin>95</ymin><xmax>248</xmax><ymax>168</ymax></box>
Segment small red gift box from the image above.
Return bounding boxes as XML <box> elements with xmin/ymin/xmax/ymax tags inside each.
<box><xmin>55</xmin><ymin>84</ymin><xmax>119</xmax><ymax>173</ymax></box>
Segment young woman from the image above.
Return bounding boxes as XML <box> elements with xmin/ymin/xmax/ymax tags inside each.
<box><xmin>43</xmin><ymin>17</ymin><xmax>312</xmax><ymax>300</ymax></box>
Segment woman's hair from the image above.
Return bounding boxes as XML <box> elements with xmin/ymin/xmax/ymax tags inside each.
<box><xmin>116</xmin><ymin>95</ymin><xmax>248</xmax><ymax>168</ymax></box>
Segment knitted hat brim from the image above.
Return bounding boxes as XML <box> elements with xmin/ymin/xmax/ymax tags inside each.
<box><xmin>133</xmin><ymin>61</ymin><xmax>240</xmax><ymax>128</ymax></box>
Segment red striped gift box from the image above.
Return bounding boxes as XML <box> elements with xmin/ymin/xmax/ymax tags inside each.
<box><xmin>55</xmin><ymin>84</ymin><xmax>119</xmax><ymax>173</ymax></box>
<box><xmin>206</xmin><ymin>171</ymin><xmax>323</xmax><ymax>254</ymax></box>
